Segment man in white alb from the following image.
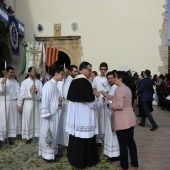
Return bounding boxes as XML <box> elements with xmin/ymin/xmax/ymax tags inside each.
<box><xmin>17</xmin><ymin>67</ymin><xmax>42</xmax><ymax>144</ymax></box>
<box><xmin>58</xmin><ymin>65</ymin><xmax>78</xmax><ymax>146</ymax></box>
<box><xmin>100</xmin><ymin>70</ymin><xmax>120</xmax><ymax>162</ymax></box>
<box><xmin>0</xmin><ymin>66</ymin><xmax>20</xmax><ymax>147</ymax></box>
<box><xmin>39</xmin><ymin>66</ymin><xmax>64</xmax><ymax>163</ymax></box>
<box><xmin>92</xmin><ymin>62</ymin><xmax>110</xmax><ymax>144</ymax></box>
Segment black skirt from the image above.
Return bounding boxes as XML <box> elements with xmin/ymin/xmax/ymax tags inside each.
<box><xmin>67</xmin><ymin>135</ymin><xmax>99</xmax><ymax>169</ymax></box>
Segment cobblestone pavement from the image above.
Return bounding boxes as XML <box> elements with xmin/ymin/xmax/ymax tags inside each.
<box><xmin>0</xmin><ymin>105</ymin><xmax>169</xmax><ymax>170</ymax></box>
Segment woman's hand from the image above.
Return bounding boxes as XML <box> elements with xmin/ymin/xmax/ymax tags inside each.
<box><xmin>100</xmin><ymin>90</ymin><xmax>107</xmax><ymax>98</ymax></box>
<box><xmin>93</xmin><ymin>90</ymin><xmax>100</xmax><ymax>98</ymax></box>
<box><xmin>104</xmin><ymin>101</ymin><xmax>110</xmax><ymax>106</ymax></box>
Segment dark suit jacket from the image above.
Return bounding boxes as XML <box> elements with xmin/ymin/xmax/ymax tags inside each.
<box><xmin>138</xmin><ymin>77</ymin><xmax>154</xmax><ymax>102</ymax></box>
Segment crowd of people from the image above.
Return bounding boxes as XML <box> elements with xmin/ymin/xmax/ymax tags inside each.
<box><xmin>0</xmin><ymin>0</ymin><xmax>14</xmax><ymax>16</ymax></box>
<box><xmin>0</xmin><ymin>61</ymin><xmax>169</xmax><ymax>170</ymax></box>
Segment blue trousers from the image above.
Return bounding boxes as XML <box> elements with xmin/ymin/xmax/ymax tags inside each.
<box><xmin>141</xmin><ymin>101</ymin><xmax>158</xmax><ymax>127</ymax></box>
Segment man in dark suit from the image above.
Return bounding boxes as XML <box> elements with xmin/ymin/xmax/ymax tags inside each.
<box><xmin>138</xmin><ymin>69</ymin><xmax>159</xmax><ymax>131</ymax></box>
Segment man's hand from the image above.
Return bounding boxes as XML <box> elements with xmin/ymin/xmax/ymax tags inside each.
<box><xmin>30</xmin><ymin>85</ymin><xmax>37</xmax><ymax>92</ymax></box>
<box><xmin>93</xmin><ymin>90</ymin><xmax>100</xmax><ymax>98</ymax></box>
<box><xmin>17</xmin><ymin>106</ymin><xmax>22</xmax><ymax>112</ymax></box>
<box><xmin>1</xmin><ymin>77</ymin><xmax>7</xmax><ymax>85</ymax></box>
<box><xmin>59</xmin><ymin>97</ymin><xmax>64</xmax><ymax>104</ymax></box>
<box><xmin>100</xmin><ymin>90</ymin><xmax>106</xmax><ymax>97</ymax></box>
<box><xmin>104</xmin><ymin>101</ymin><xmax>110</xmax><ymax>106</ymax></box>
<box><xmin>102</xmin><ymin>97</ymin><xmax>106</xmax><ymax>102</ymax></box>
<box><xmin>45</xmin><ymin>115</ymin><xmax>51</xmax><ymax>119</ymax></box>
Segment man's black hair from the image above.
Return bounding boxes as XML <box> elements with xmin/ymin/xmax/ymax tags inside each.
<box><xmin>6</xmin><ymin>66</ymin><xmax>14</xmax><ymax>72</ymax></box>
<box><xmin>28</xmin><ymin>67</ymin><xmax>33</xmax><ymax>73</ymax></box>
<box><xmin>51</xmin><ymin>66</ymin><xmax>64</xmax><ymax>77</ymax></box>
<box><xmin>106</xmin><ymin>71</ymin><xmax>114</xmax><ymax>77</ymax></box>
<box><xmin>92</xmin><ymin>71</ymin><xmax>98</xmax><ymax>76</ymax></box>
<box><xmin>145</xmin><ymin>69</ymin><xmax>151</xmax><ymax>77</ymax></box>
<box><xmin>100</xmin><ymin>62</ymin><xmax>108</xmax><ymax>69</ymax></box>
<box><xmin>79</xmin><ymin>61</ymin><xmax>92</xmax><ymax>71</ymax></box>
<box><xmin>69</xmin><ymin>65</ymin><xmax>78</xmax><ymax>72</ymax></box>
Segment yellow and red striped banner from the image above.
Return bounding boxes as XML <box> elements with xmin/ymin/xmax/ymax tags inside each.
<box><xmin>45</xmin><ymin>47</ymin><xmax>58</xmax><ymax>67</ymax></box>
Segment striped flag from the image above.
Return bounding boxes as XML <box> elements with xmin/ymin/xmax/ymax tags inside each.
<box><xmin>45</xmin><ymin>47</ymin><xmax>58</xmax><ymax>67</ymax></box>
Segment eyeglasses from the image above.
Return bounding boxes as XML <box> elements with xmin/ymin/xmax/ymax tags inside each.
<box><xmin>86</xmin><ymin>68</ymin><xmax>92</xmax><ymax>72</ymax></box>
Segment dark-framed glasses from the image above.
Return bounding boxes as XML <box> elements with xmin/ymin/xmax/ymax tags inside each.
<box><xmin>86</xmin><ymin>68</ymin><xmax>92</xmax><ymax>72</ymax></box>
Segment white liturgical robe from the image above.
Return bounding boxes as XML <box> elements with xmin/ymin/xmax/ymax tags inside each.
<box><xmin>39</xmin><ymin>79</ymin><xmax>61</xmax><ymax>160</ymax></box>
<box><xmin>92</xmin><ymin>75</ymin><xmax>110</xmax><ymax>143</ymax></box>
<box><xmin>0</xmin><ymin>78</ymin><xmax>20</xmax><ymax>141</ymax></box>
<box><xmin>17</xmin><ymin>77</ymin><xmax>42</xmax><ymax>140</ymax></box>
<box><xmin>103</xmin><ymin>84</ymin><xmax>120</xmax><ymax>157</ymax></box>
<box><xmin>58</xmin><ymin>75</ymin><xmax>73</xmax><ymax>146</ymax></box>
<box><xmin>66</xmin><ymin>97</ymin><xmax>99</xmax><ymax>139</ymax></box>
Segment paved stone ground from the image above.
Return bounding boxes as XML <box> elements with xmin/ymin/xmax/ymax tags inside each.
<box><xmin>135</xmin><ymin>105</ymin><xmax>170</xmax><ymax>170</ymax></box>
<box><xmin>0</xmin><ymin>105</ymin><xmax>169</xmax><ymax>170</ymax></box>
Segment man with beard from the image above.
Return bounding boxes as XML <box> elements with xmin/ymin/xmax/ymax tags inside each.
<box><xmin>100</xmin><ymin>70</ymin><xmax>120</xmax><ymax>162</ymax></box>
<box><xmin>17</xmin><ymin>67</ymin><xmax>42</xmax><ymax>144</ymax></box>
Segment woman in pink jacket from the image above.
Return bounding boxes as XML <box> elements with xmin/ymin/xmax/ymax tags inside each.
<box><xmin>102</xmin><ymin>71</ymin><xmax>139</xmax><ymax>170</ymax></box>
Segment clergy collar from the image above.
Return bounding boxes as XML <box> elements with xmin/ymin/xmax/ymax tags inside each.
<box><xmin>74</xmin><ymin>74</ymin><xmax>87</xmax><ymax>80</ymax></box>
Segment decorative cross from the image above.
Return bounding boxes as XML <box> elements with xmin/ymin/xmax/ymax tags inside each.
<box><xmin>27</xmin><ymin>43</ymin><xmax>41</xmax><ymax>72</ymax></box>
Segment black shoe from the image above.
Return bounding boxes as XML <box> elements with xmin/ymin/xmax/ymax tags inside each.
<box><xmin>55</xmin><ymin>153</ymin><xmax>63</xmax><ymax>158</ymax></box>
<box><xmin>107</xmin><ymin>156</ymin><xmax>120</xmax><ymax>162</ymax></box>
<box><xmin>150</xmin><ymin>126</ymin><xmax>159</xmax><ymax>131</ymax></box>
<box><xmin>43</xmin><ymin>158</ymin><xmax>56</xmax><ymax>163</ymax></box>
<box><xmin>138</xmin><ymin>123</ymin><xmax>145</xmax><ymax>127</ymax></box>
<box><xmin>72</xmin><ymin>166</ymin><xmax>79</xmax><ymax>170</ymax></box>
<box><xmin>26</xmin><ymin>138</ymin><xmax>32</xmax><ymax>144</ymax></box>
<box><xmin>115</xmin><ymin>156</ymin><xmax>120</xmax><ymax>161</ymax></box>
<box><xmin>96</xmin><ymin>143</ymin><xmax>102</xmax><ymax>147</ymax></box>
<box><xmin>9</xmin><ymin>138</ymin><xmax>14</xmax><ymax>145</ymax></box>
<box><xmin>0</xmin><ymin>140</ymin><xmax>2</xmax><ymax>148</ymax></box>
<box><xmin>6</xmin><ymin>138</ymin><xmax>14</xmax><ymax>145</ymax></box>
<box><xmin>137</xmin><ymin>115</ymin><xmax>142</xmax><ymax>117</ymax></box>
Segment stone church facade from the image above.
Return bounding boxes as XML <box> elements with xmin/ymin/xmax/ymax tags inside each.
<box><xmin>0</xmin><ymin>0</ymin><xmax>168</xmax><ymax>81</ymax></box>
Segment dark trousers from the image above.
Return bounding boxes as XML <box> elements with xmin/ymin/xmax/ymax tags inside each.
<box><xmin>167</xmin><ymin>100</ymin><xmax>170</xmax><ymax>110</ymax></box>
<box><xmin>116</xmin><ymin>127</ymin><xmax>139</xmax><ymax>169</ymax></box>
<box><xmin>138</xmin><ymin>96</ymin><xmax>143</xmax><ymax>116</ymax></box>
<box><xmin>141</xmin><ymin>101</ymin><xmax>158</xmax><ymax>127</ymax></box>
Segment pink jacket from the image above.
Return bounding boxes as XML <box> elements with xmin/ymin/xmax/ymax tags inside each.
<box><xmin>109</xmin><ymin>84</ymin><xmax>137</xmax><ymax>131</ymax></box>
